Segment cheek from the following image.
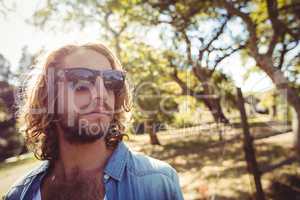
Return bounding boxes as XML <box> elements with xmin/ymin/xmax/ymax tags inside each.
<box><xmin>57</xmin><ymin>86</ymin><xmax>91</xmax><ymax>114</ymax></box>
<box><xmin>56</xmin><ymin>85</ymin><xmax>68</xmax><ymax>114</ymax></box>
<box><xmin>109</xmin><ymin>92</ymin><xmax>116</xmax><ymax>107</ymax></box>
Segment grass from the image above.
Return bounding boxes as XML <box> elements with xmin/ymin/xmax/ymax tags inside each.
<box><xmin>0</xmin><ymin>121</ymin><xmax>298</xmax><ymax>199</ymax></box>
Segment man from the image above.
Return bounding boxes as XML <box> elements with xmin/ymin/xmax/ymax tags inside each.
<box><xmin>4</xmin><ymin>43</ymin><xmax>184</xmax><ymax>200</ymax></box>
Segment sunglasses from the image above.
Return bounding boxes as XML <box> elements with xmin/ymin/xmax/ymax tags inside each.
<box><xmin>56</xmin><ymin>68</ymin><xmax>126</xmax><ymax>92</ymax></box>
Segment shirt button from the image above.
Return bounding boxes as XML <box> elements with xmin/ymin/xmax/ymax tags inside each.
<box><xmin>104</xmin><ymin>174</ymin><xmax>110</xmax><ymax>180</ymax></box>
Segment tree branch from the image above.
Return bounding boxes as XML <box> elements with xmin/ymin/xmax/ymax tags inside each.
<box><xmin>267</xmin><ymin>33</ymin><xmax>279</xmax><ymax>56</ymax></box>
<box><xmin>167</xmin><ymin>57</ymin><xmax>202</xmax><ymax>97</ymax></box>
<box><xmin>181</xmin><ymin>29</ymin><xmax>193</xmax><ymax>67</ymax></box>
<box><xmin>210</xmin><ymin>44</ymin><xmax>246</xmax><ymax>75</ymax></box>
<box><xmin>266</xmin><ymin>0</ymin><xmax>299</xmax><ymax>41</ymax></box>
<box><xmin>205</xmin><ymin>16</ymin><xmax>230</xmax><ymax>50</ymax></box>
<box><xmin>197</xmin><ymin>15</ymin><xmax>230</xmax><ymax>62</ymax></box>
<box><xmin>221</xmin><ymin>0</ymin><xmax>259</xmax><ymax>55</ymax></box>
<box><xmin>277</xmin><ymin>34</ymin><xmax>288</xmax><ymax>69</ymax></box>
<box><xmin>104</xmin><ymin>12</ymin><xmax>128</xmax><ymax>37</ymax></box>
<box><xmin>278</xmin><ymin>2</ymin><xmax>300</xmax><ymax>12</ymax></box>
<box><xmin>260</xmin><ymin>156</ymin><xmax>297</xmax><ymax>174</ymax></box>
<box><xmin>170</xmin><ymin>63</ymin><xmax>191</xmax><ymax>95</ymax></box>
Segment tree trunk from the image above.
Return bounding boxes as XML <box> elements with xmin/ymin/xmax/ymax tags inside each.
<box><xmin>271</xmin><ymin>92</ymin><xmax>277</xmax><ymax>119</ymax></box>
<box><xmin>193</xmin><ymin>67</ymin><xmax>229</xmax><ymax>124</ymax></box>
<box><xmin>293</xmin><ymin>110</ymin><xmax>300</xmax><ymax>155</ymax></box>
<box><xmin>236</xmin><ymin>88</ymin><xmax>266</xmax><ymax>200</ymax></box>
<box><xmin>255</xmin><ymin>56</ymin><xmax>300</xmax><ymax>155</ymax></box>
<box><xmin>144</xmin><ymin>120</ymin><xmax>161</xmax><ymax>145</ymax></box>
<box><xmin>271</xmin><ymin>105</ymin><xmax>277</xmax><ymax>119</ymax></box>
<box><xmin>199</xmin><ymin>96</ymin><xmax>229</xmax><ymax>124</ymax></box>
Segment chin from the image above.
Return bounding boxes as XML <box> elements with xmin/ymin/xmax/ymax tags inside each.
<box><xmin>63</xmin><ymin>125</ymin><xmax>106</xmax><ymax>144</ymax></box>
<box><xmin>61</xmin><ymin>115</ymin><xmax>112</xmax><ymax>144</ymax></box>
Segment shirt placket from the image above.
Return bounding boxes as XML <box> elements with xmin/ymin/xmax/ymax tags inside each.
<box><xmin>103</xmin><ymin>173</ymin><xmax>111</xmax><ymax>200</ymax></box>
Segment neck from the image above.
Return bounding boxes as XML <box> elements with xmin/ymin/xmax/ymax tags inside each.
<box><xmin>53</xmin><ymin>127</ymin><xmax>114</xmax><ymax>179</ymax></box>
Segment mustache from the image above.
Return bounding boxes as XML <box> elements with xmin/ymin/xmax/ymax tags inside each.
<box><xmin>79</xmin><ymin>99</ymin><xmax>114</xmax><ymax>115</ymax></box>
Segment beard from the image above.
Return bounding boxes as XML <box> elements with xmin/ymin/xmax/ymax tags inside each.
<box><xmin>43</xmin><ymin>167</ymin><xmax>104</xmax><ymax>200</ymax></box>
<box><xmin>57</xmin><ymin>112</ymin><xmax>113</xmax><ymax>144</ymax></box>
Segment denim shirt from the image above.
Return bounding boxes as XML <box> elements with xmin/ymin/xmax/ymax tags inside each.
<box><xmin>3</xmin><ymin>142</ymin><xmax>184</xmax><ymax>200</ymax></box>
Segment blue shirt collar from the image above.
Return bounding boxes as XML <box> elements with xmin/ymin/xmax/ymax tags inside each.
<box><xmin>30</xmin><ymin>141</ymin><xmax>129</xmax><ymax>182</ymax></box>
<box><xmin>26</xmin><ymin>161</ymin><xmax>49</xmax><ymax>179</ymax></box>
<box><xmin>104</xmin><ymin>141</ymin><xmax>129</xmax><ymax>181</ymax></box>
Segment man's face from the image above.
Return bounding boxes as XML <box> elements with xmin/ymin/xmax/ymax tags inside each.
<box><xmin>55</xmin><ymin>48</ymin><xmax>115</xmax><ymax>143</ymax></box>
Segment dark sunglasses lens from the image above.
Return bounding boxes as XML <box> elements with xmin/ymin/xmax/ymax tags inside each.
<box><xmin>103</xmin><ymin>71</ymin><xmax>125</xmax><ymax>90</ymax></box>
<box><xmin>65</xmin><ymin>69</ymin><xmax>95</xmax><ymax>82</ymax></box>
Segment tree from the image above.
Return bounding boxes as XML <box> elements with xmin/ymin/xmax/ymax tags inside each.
<box><xmin>0</xmin><ymin>54</ymin><xmax>13</xmax><ymax>82</ymax></box>
<box><xmin>132</xmin><ymin>0</ymin><xmax>235</xmax><ymax>123</ymax></box>
<box><xmin>30</xmin><ymin>0</ymin><xmax>237</xmax><ymax>127</ymax></box>
<box><xmin>121</xmin><ymin>42</ymin><xmax>180</xmax><ymax>145</ymax></box>
<box><xmin>133</xmin><ymin>0</ymin><xmax>300</xmax><ymax>152</ymax></box>
<box><xmin>0</xmin><ymin>54</ymin><xmax>24</xmax><ymax>161</ymax></box>
<box><xmin>0</xmin><ymin>45</ymin><xmax>43</xmax><ymax>159</ymax></box>
<box><xmin>217</xmin><ymin>0</ymin><xmax>300</xmax><ymax>152</ymax></box>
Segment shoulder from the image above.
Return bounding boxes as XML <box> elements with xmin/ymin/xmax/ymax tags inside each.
<box><xmin>3</xmin><ymin>161</ymin><xmax>48</xmax><ymax>200</ymax></box>
<box><xmin>127</xmin><ymin>151</ymin><xmax>178</xmax><ymax>180</ymax></box>
<box><xmin>125</xmin><ymin>150</ymin><xmax>183</xmax><ymax>199</ymax></box>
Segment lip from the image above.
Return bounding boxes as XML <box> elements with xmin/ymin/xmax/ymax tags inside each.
<box><xmin>82</xmin><ymin>112</ymin><xmax>109</xmax><ymax>118</ymax></box>
<box><xmin>84</xmin><ymin>110</ymin><xmax>110</xmax><ymax>116</ymax></box>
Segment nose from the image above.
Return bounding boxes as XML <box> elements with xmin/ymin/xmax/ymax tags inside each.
<box><xmin>93</xmin><ymin>76</ymin><xmax>109</xmax><ymax>104</ymax></box>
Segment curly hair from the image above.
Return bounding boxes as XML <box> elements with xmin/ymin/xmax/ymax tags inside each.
<box><xmin>17</xmin><ymin>43</ymin><xmax>132</xmax><ymax>161</ymax></box>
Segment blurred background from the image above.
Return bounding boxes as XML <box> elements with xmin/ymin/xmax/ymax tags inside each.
<box><xmin>0</xmin><ymin>0</ymin><xmax>299</xmax><ymax>199</ymax></box>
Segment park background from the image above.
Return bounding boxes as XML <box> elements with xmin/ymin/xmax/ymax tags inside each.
<box><xmin>0</xmin><ymin>0</ymin><xmax>300</xmax><ymax>199</ymax></box>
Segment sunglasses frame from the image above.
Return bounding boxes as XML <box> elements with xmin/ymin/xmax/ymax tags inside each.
<box><xmin>55</xmin><ymin>67</ymin><xmax>127</xmax><ymax>92</ymax></box>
